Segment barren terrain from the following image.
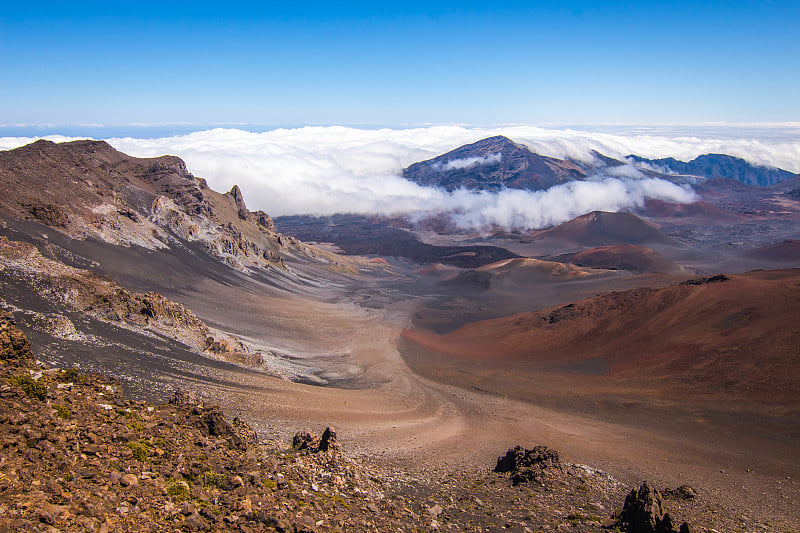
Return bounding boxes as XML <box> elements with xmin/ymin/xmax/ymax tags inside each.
<box><xmin>2</xmin><ymin>139</ymin><xmax>800</xmax><ymax>531</ymax></box>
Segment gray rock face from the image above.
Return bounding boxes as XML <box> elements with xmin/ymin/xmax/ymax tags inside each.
<box><xmin>402</xmin><ymin>136</ymin><xmax>586</xmax><ymax>192</ymax></box>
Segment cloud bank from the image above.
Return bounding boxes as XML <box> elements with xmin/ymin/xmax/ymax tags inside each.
<box><xmin>2</xmin><ymin>125</ymin><xmax>798</xmax><ymax>230</ymax></box>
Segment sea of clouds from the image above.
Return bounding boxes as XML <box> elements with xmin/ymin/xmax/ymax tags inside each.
<box><xmin>2</xmin><ymin>125</ymin><xmax>798</xmax><ymax>230</ymax></box>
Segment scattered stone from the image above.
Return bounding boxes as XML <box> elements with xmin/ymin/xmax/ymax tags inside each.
<box><xmin>119</xmin><ymin>473</ymin><xmax>138</xmax><ymax>488</ymax></box>
<box><xmin>427</xmin><ymin>504</ymin><xmax>443</xmax><ymax>517</ymax></box>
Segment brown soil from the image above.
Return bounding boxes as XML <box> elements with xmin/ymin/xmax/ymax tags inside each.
<box><xmin>552</xmin><ymin>244</ymin><xmax>685</xmax><ymax>274</ymax></box>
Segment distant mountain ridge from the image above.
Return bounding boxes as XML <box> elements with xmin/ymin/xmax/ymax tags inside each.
<box><xmin>402</xmin><ymin>136</ymin><xmax>795</xmax><ymax>192</ymax></box>
<box><xmin>402</xmin><ymin>136</ymin><xmax>586</xmax><ymax>192</ymax></box>
<box><xmin>627</xmin><ymin>153</ymin><xmax>795</xmax><ymax>187</ymax></box>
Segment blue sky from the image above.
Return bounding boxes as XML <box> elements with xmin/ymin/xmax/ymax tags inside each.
<box><xmin>2</xmin><ymin>1</ymin><xmax>799</xmax><ymax>132</ymax></box>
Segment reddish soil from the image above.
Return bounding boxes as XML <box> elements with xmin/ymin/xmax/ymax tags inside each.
<box><xmin>554</xmin><ymin>244</ymin><xmax>684</xmax><ymax>274</ymax></box>
<box><xmin>746</xmin><ymin>239</ymin><xmax>800</xmax><ymax>262</ymax></box>
<box><xmin>637</xmin><ymin>199</ymin><xmax>740</xmax><ymax>224</ymax></box>
<box><xmin>402</xmin><ymin>269</ymin><xmax>800</xmax><ymax>402</ymax></box>
<box><xmin>400</xmin><ymin>270</ymin><xmax>800</xmax><ymax>525</ymax></box>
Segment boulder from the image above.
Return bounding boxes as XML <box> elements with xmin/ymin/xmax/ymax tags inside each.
<box><xmin>617</xmin><ymin>482</ymin><xmax>691</xmax><ymax>533</ymax></box>
<box><xmin>0</xmin><ymin>312</ymin><xmax>33</xmax><ymax>363</ymax></box>
<box><xmin>664</xmin><ymin>485</ymin><xmax>697</xmax><ymax>501</ymax></box>
<box><xmin>292</xmin><ymin>430</ymin><xmax>320</xmax><ymax>451</ymax></box>
<box><xmin>319</xmin><ymin>427</ymin><xmax>340</xmax><ymax>452</ymax></box>
<box><xmin>494</xmin><ymin>445</ymin><xmax>563</xmax><ymax>485</ymax></box>
<box><xmin>292</xmin><ymin>427</ymin><xmax>341</xmax><ymax>453</ymax></box>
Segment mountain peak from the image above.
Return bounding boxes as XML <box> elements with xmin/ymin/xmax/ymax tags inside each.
<box><xmin>402</xmin><ymin>136</ymin><xmax>586</xmax><ymax>192</ymax></box>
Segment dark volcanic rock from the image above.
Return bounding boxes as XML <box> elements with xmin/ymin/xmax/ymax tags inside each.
<box><xmin>628</xmin><ymin>153</ymin><xmax>795</xmax><ymax>187</ymax></box>
<box><xmin>292</xmin><ymin>429</ymin><xmax>320</xmax><ymax>451</ymax></box>
<box><xmin>494</xmin><ymin>445</ymin><xmax>563</xmax><ymax>485</ymax></box>
<box><xmin>402</xmin><ymin>135</ymin><xmax>586</xmax><ymax>192</ymax></box>
<box><xmin>319</xmin><ymin>426</ymin><xmax>340</xmax><ymax>452</ymax></box>
<box><xmin>276</xmin><ymin>214</ymin><xmax>519</xmax><ymax>267</ymax></box>
<box><xmin>25</xmin><ymin>203</ymin><xmax>68</xmax><ymax>227</ymax></box>
<box><xmin>292</xmin><ymin>427</ymin><xmax>340</xmax><ymax>453</ymax></box>
<box><xmin>617</xmin><ymin>482</ymin><xmax>690</xmax><ymax>533</ymax></box>
<box><xmin>679</xmin><ymin>274</ymin><xmax>729</xmax><ymax>285</ymax></box>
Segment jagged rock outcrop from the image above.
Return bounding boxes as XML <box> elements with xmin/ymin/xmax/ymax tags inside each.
<box><xmin>292</xmin><ymin>429</ymin><xmax>321</xmax><ymax>451</ymax></box>
<box><xmin>292</xmin><ymin>427</ymin><xmax>340</xmax><ymax>453</ymax></box>
<box><xmin>319</xmin><ymin>427</ymin><xmax>340</xmax><ymax>452</ymax></box>
<box><xmin>494</xmin><ymin>445</ymin><xmax>564</xmax><ymax>485</ymax></box>
<box><xmin>0</xmin><ymin>139</ymin><xmax>342</xmax><ymax>272</ymax></box>
<box><xmin>0</xmin><ymin>311</ymin><xmax>33</xmax><ymax>362</ymax></box>
<box><xmin>617</xmin><ymin>482</ymin><xmax>691</xmax><ymax>533</ymax></box>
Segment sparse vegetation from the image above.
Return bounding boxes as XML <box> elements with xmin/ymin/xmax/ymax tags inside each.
<box><xmin>59</xmin><ymin>367</ymin><xmax>81</xmax><ymax>383</ymax></box>
<box><xmin>166</xmin><ymin>480</ymin><xmax>192</xmax><ymax>501</ymax></box>
<box><xmin>126</xmin><ymin>420</ymin><xmax>144</xmax><ymax>431</ymax></box>
<box><xmin>8</xmin><ymin>374</ymin><xmax>46</xmax><ymax>400</ymax></box>
<box><xmin>51</xmin><ymin>402</ymin><xmax>71</xmax><ymax>419</ymax></box>
<box><xmin>127</xmin><ymin>439</ymin><xmax>151</xmax><ymax>462</ymax></box>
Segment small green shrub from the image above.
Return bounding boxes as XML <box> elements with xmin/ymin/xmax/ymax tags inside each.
<box><xmin>51</xmin><ymin>403</ymin><xmax>71</xmax><ymax>419</ymax></box>
<box><xmin>127</xmin><ymin>439</ymin><xmax>151</xmax><ymax>462</ymax></box>
<box><xmin>8</xmin><ymin>375</ymin><xmax>46</xmax><ymax>400</ymax></box>
<box><xmin>202</xmin><ymin>470</ymin><xmax>224</xmax><ymax>489</ymax></box>
<box><xmin>126</xmin><ymin>420</ymin><xmax>144</xmax><ymax>431</ymax></box>
<box><xmin>166</xmin><ymin>480</ymin><xmax>192</xmax><ymax>501</ymax></box>
<box><xmin>59</xmin><ymin>367</ymin><xmax>81</xmax><ymax>383</ymax></box>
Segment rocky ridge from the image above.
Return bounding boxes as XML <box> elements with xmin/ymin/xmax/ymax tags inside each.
<box><xmin>0</xmin><ymin>140</ymin><xmax>351</xmax><ymax>274</ymax></box>
<box><xmin>628</xmin><ymin>153</ymin><xmax>795</xmax><ymax>187</ymax></box>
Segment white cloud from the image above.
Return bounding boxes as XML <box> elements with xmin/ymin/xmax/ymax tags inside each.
<box><xmin>1</xmin><ymin>125</ymin><xmax>797</xmax><ymax>231</ymax></box>
<box><xmin>432</xmin><ymin>153</ymin><xmax>502</xmax><ymax>170</ymax></box>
